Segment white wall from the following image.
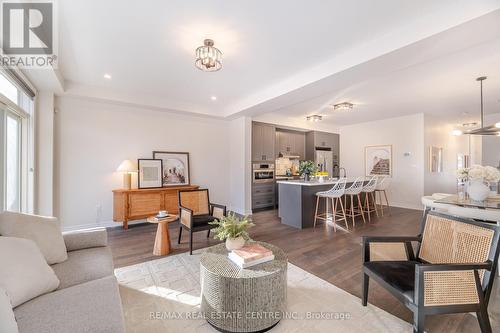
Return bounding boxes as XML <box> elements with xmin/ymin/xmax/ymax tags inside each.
<box><xmin>54</xmin><ymin>96</ymin><xmax>235</xmax><ymax>230</ymax></box>
<box><xmin>482</xmin><ymin>113</ymin><xmax>500</xmax><ymax>167</ymax></box>
<box><xmin>35</xmin><ymin>92</ymin><xmax>55</xmax><ymax>216</ymax></box>
<box><xmin>228</xmin><ymin>117</ymin><xmax>252</xmax><ymax>215</ymax></box>
<box><xmin>339</xmin><ymin>114</ymin><xmax>425</xmax><ymax>210</ymax></box>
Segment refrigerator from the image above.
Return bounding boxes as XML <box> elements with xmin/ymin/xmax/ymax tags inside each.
<box><xmin>315</xmin><ymin>150</ymin><xmax>333</xmax><ymax>176</ymax></box>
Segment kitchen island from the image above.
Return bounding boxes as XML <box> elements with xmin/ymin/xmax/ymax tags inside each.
<box><xmin>277</xmin><ymin>178</ymin><xmax>366</xmax><ymax>229</ymax></box>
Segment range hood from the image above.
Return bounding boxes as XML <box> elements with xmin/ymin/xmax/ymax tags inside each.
<box><xmin>466</xmin><ymin>77</ymin><xmax>500</xmax><ymax>136</ymax></box>
<box><xmin>277</xmin><ymin>152</ymin><xmax>301</xmax><ymax>159</ymax></box>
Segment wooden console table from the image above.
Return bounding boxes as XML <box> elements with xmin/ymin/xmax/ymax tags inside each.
<box><xmin>113</xmin><ymin>185</ymin><xmax>199</xmax><ymax>229</ymax></box>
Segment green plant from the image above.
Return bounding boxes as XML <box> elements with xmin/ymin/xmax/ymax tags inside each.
<box><xmin>209</xmin><ymin>213</ymin><xmax>255</xmax><ymax>241</ymax></box>
<box><xmin>298</xmin><ymin>160</ymin><xmax>318</xmax><ymax>175</ymax></box>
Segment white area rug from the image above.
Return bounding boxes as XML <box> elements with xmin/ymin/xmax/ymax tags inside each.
<box><xmin>115</xmin><ymin>250</ymin><xmax>412</xmax><ymax>333</ymax></box>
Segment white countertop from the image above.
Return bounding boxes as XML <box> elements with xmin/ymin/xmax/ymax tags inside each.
<box><xmin>277</xmin><ymin>177</ymin><xmax>367</xmax><ymax>186</ymax></box>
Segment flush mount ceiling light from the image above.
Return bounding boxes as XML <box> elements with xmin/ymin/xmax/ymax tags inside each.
<box><xmin>451</xmin><ymin>129</ymin><xmax>463</xmax><ymax>136</ymax></box>
<box><xmin>195</xmin><ymin>39</ymin><xmax>222</xmax><ymax>72</ymax></box>
<box><xmin>333</xmin><ymin>102</ymin><xmax>354</xmax><ymax>111</ymax></box>
<box><xmin>306</xmin><ymin>115</ymin><xmax>322</xmax><ymax>122</ymax></box>
<box><xmin>103</xmin><ymin>73</ymin><xmax>112</xmax><ymax>79</ymax></box>
<box><xmin>211</xmin><ymin>96</ymin><xmax>217</xmax><ymax>101</ymax></box>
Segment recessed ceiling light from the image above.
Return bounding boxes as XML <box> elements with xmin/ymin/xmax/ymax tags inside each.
<box><xmin>451</xmin><ymin>129</ymin><xmax>463</xmax><ymax>136</ymax></box>
<box><xmin>333</xmin><ymin>102</ymin><xmax>354</xmax><ymax>111</ymax></box>
<box><xmin>211</xmin><ymin>96</ymin><xmax>217</xmax><ymax>101</ymax></box>
<box><xmin>495</xmin><ymin>122</ymin><xmax>500</xmax><ymax>128</ymax></box>
<box><xmin>306</xmin><ymin>115</ymin><xmax>322</xmax><ymax>122</ymax></box>
<box><xmin>104</xmin><ymin>73</ymin><xmax>112</xmax><ymax>79</ymax></box>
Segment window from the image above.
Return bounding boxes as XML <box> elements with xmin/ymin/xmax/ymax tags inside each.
<box><xmin>0</xmin><ymin>71</ymin><xmax>35</xmax><ymax>213</ymax></box>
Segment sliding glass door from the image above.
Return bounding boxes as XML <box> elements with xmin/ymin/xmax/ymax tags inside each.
<box><xmin>5</xmin><ymin>111</ymin><xmax>22</xmax><ymax>211</ymax></box>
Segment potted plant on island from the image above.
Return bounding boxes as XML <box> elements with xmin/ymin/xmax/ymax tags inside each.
<box><xmin>299</xmin><ymin>160</ymin><xmax>318</xmax><ymax>182</ymax></box>
<box><xmin>209</xmin><ymin>213</ymin><xmax>255</xmax><ymax>251</ymax></box>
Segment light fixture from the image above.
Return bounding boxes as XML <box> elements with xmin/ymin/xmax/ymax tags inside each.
<box><xmin>451</xmin><ymin>129</ymin><xmax>463</xmax><ymax>136</ymax></box>
<box><xmin>195</xmin><ymin>39</ymin><xmax>222</xmax><ymax>72</ymax></box>
<box><xmin>333</xmin><ymin>102</ymin><xmax>354</xmax><ymax>111</ymax></box>
<box><xmin>117</xmin><ymin>160</ymin><xmax>137</xmax><ymax>189</ymax></box>
<box><xmin>466</xmin><ymin>77</ymin><xmax>500</xmax><ymax>136</ymax></box>
<box><xmin>462</xmin><ymin>122</ymin><xmax>478</xmax><ymax>128</ymax></box>
<box><xmin>211</xmin><ymin>96</ymin><xmax>217</xmax><ymax>101</ymax></box>
<box><xmin>496</xmin><ymin>122</ymin><xmax>500</xmax><ymax>128</ymax></box>
<box><xmin>307</xmin><ymin>115</ymin><xmax>322</xmax><ymax>122</ymax></box>
<box><xmin>104</xmin><ymin>73</ymin><xmax>112</xmax><ymax>79</ymax></box>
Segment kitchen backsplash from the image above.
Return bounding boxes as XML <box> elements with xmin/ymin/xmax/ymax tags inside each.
<box><xmin>276</xmin><ymin>157</ymin><xmax>300</xmax><ymax>175</ymax></box>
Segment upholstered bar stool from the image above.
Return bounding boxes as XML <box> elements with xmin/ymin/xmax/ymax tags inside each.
<box><xmin>361</xmin><ymin>176</ymin><xmax>379</xmax><ymax>222</ymax></box>
<box><xmin>314</xmin><ymin>179</ymin><xmax>347</xmax><ymax>231</ymax></box>
<box><xmin>344</xmin><ymin>177</ymin><xmax>366</xmax><ymax>228</ymax></box>
<box><xmin>374</xmin><ymin>177</ymin><xmax>391</xmax><ymax>216</ymax></box>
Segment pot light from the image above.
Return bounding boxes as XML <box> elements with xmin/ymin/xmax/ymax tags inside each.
<box><xmin>195</xmin><ymin>39</ymin><xmax>222</xmax><ymax>72</ymax></box>
<box><xmin>211</xmin><ymin>96</ymin><xmax>217</xmax><ymax>101</ymax></box>
<box><xmin>103</xmin><ymin>73</ymin><xmax>112</xmax><ymax>79</ymax></box>
<box><xmin>333</xmin><ymin>102</ymin><xmax>354</xmax><ymax>111</ymax></box>
<box><xmin>451</xmin><ymin>129</ymin><xmax>463</xmax><ymax>136</ymax></box>
<box><xmin>307</xmin><ymin>115</ymin><xmax>322</xmax><ymax>122</ymax></box>
<box><xmin>495</xmin><ymin>122</ymin><xmax>500</xmax><ymax>128</ymax></box>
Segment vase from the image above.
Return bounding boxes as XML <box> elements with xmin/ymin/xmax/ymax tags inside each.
<box><xmin>225</xmin><ymin>236</ymin><xmax>245</xmax><ymax>251</ymax></box>
<box><xmin>304</xmin><ymin>173</ymin><xmax>310</xmax><ymax>182</ymax></box>
<box><xmin>467</xmin><ymin>179</ymin><xmax>490</xmax><ymax>201</ymax></box>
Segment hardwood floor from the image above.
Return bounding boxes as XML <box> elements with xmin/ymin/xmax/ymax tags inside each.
<box><xmin>107</xmin><ymin>207</ymin><xmax>499</xmax><ymax>333</ymax></box>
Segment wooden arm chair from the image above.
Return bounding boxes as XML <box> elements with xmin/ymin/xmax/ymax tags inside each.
<box><xmin>362</xmin><ymin>210</ymin><xmax>500</xmax><ymax>333</ymax></box>
<box><xmin>178</xmin><ymin>189</ymin><xmax>226</xmax><ymax>254</ymax></box>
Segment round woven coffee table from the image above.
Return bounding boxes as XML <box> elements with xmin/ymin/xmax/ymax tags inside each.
<box><xmin>200</xmin><ymin>241</ymin><xmax>287</xmax><ymax>333</ymax></box>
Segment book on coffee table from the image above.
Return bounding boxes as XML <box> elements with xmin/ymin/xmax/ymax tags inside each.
<box><xmin>228</xmin><ymin>244</ymin><xmax>274</xmax><ymax>268</ymax></box>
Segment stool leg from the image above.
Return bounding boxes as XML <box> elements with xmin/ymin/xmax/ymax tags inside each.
<box><xmin>339</xmin><ymin>195</ymin><xmax>348</xmax><ymax>230</ymax></box>
<box><xmin>350</xmin><ymin>195</ymin><xmax>355</xmax><ymax>228</ymax></box>
<box><xmin>383</xmin><ymin>190</ymin><xmax>390</xmax><ymax>214</ymax></box>
<box><xmin>371</xmin><ymin>192</ymin><xmax>379</xmax><ymax>217</ymax></box>
<box><xmin>314</xmin><ymin>196</ymin><xmax>320</xmax><ymax>228</ymax></box>
<box><xmin>332</xmin><ymin>197</ymin><xmax>337</xmax><ymax>232</ymax></box>
<box><xmin>365</xmin><ymin>192</ymin><xmax>371</xmax><ymax>222</ymax></box>
<box><xmin>357</xmin><ymin>194</ymin><xmax>366</xmax><ymax>224</ymax></box>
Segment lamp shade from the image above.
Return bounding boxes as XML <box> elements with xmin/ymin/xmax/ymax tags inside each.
<box><xmin>117</xmin><ymin>160</ymin><xmax>137</xmax><ymax>173</ymax></box>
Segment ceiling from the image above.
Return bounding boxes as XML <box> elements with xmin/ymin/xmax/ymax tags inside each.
<box><xmin>24</xmin><ymin>0</ymin><xmax>500</xmax><ymax>124</ymax></box>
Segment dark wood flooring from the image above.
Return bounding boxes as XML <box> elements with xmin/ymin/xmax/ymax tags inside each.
<box><xmin>107</xmin><ymin>207</ymin><xmax>499</xmax><ymax>333</ymax></box>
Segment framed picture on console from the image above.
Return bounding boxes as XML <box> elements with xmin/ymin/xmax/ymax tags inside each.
<box><xmin>365</xmin><ymin>145</ymin><xmax>392</xmax><ymax>177</ymax></box>
<box><xmin>152</xmin><ymin>151</ymin><xmax>190</xmax><ymax>186</ymax></box>
<box><xmin>137</xmin><ymin>159</ymin><xmax>163</xmax><ymax>189</ymax></box>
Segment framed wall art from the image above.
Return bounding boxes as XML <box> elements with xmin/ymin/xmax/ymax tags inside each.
<box><xmin>365</xmin><ymin>145</ymin><xmax>392</xmax><ymax>177</ymax></box>
<box><xmin>137</xmin><ymin>159</ymin><xmax>163</xmax><ymax>189</ymax></box>
<box><xmin>152</xmin><ymin>151</ymin><xmax>190</xmax><ymax>186</ymax></box>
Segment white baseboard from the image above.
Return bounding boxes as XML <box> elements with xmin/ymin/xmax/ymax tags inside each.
<box><xmin>389</xmin><ymin>201</ymin><xmax>423</xmax><ymax>211</ymax></box>
<box><xmin>61</xmin><ymin>219</ymin><xmax>144</xmax><ymax>232</ymax></box>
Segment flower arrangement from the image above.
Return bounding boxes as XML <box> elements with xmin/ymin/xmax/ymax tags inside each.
<box><xmin>456</xmin><ymin>165</ymin><xmax>500</xmax><ymax>182</ymax></box>
<box><xmin>209</xmin><ymin>213</ymin><xmax>255</xmax><ymax>241</ymax></box>
<box><xmin>298</xmin><ymin>160</ymin><xmax>318</xmax><ymax>176</ymax></box>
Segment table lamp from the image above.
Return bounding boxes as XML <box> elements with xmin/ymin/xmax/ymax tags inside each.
<box><xmin>117</xmin><ymin>160</ymin><xmax>137</xmax><ymax>189</ymax></box>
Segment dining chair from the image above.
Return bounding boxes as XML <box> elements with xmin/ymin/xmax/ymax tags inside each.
<box><xmin>178</xmin><ymin>189</ymin><xmax>226</xmax><ymax>254</ymax></box>
<box><xmin>362</xmin><ymin>210</ymin><xmax>500</xmax><ymax>333</ymax></box>
<box><xmin>314</xmin><ymin>179</ymin><xmax>347</xmax><ymax>231</ymax></box>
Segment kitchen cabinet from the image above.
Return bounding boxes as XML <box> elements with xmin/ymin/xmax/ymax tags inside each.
<box><xmin>276</xmin><ymin>130</ymin><xmax>305</xmax><ymax>159</ymax></box>
<box><xmin>305</xmin><ymin>131</ymin><xmax>339</xmax><ymax>160</ymax></box>
<box><xmin>252</xmin><ymin>122</ymin><xmax>275</xmax><ymax>161</ymax></box>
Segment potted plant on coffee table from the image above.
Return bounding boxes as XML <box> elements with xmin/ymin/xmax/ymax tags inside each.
<box><xmin>209</xmin><ymin>213</ymin><xmax>255</xmax><ymax>251</ymax></box>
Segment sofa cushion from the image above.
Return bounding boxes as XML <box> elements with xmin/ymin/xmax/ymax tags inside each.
<box><xmin>0</xmin><ymin>288</ymin><xmax>18</xmax><ymax>333</ymax></box>
<box><xmin>0</xmin><ymin>211</ymin><xmax>67</xmax><ymax>264</ymax></box>
<box><xmin>0</xmin><ymin>237</ymin><xmax>60</xmax><ymax>307</ymax></box>
<box><xmin>14</xmin><ymin>276</ymin><xmax>125</xmax><ymax>333</ymax></box>
<box><xmin>62</xmin><ymin>228</ymin><xmax>108</xmax><ymax>252</ymax></box>
<box><xmin>51</xmin><ymin>247</ymin><xmax>114</xmax><ymax>290</ymax></box>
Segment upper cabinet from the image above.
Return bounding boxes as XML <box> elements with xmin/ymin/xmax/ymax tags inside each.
<box><xmin>252</xmin><ymin>122</ymin><xmax>275</xmax><ymax>162</ymax></box>
<box><xmin>305</xmin><ymin>131</ymin><xmax>339</xmax><ymax>160</ymax></box>
<box><xmin>276</xmin><ymin>130</ymin><xmax>305</xmax><ymax>159</ymax></box>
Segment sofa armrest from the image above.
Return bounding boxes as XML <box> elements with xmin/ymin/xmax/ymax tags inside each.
<box><xmin>62</xmin><ymin>228</ymin><xmax>108</xmax><ymax>251</ymax></box>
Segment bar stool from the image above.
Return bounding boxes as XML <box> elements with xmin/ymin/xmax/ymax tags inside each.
<box><xmin>344</xmin><ymin>177</ymin><xmax>366</xmax><ymax>227</ymax></box>
<box><xmin>314</xmin><ymin>179</ymin><xmax>347</xmax><ymax>231</ymax></box>
<box><xmin>374</xmin><ymin>176</ymin><xmax>390</xmax><ymax>216</ymax></box>
<box><xmin>361</xmin><ymin>176</ymin><xmax>379</xmax><ymax>222</ymax></box>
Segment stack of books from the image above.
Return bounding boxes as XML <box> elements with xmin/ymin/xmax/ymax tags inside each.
<box><xmin>228</xmin><ymin>243</ymin><xmax>274</xmax><ymax>268</ymax></box>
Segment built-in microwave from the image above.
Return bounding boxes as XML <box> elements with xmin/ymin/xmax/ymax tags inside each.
<box><xmin>252</xmin><ymin>163</ymin><xmax>275</xmax><ymax>183</ymax></box>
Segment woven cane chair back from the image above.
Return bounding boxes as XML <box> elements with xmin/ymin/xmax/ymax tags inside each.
<box><xmin>316</xmin><ymin>179</ymin><xmax>346</xmax><ymax>198</ymax></box>
<box><xmin>345</xmin><ymin>177</ymin><xmax>365</xmax><ymax>195</ymax></box>
<box><xmin>179</xmin><ymin>189</ymin><xmax>210</xmax><ymax>215</ymax></box>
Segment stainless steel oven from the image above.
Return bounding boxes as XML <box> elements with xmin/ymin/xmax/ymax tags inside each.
<box><xmin>253</xmin><ymin>163</ymin><xmax>275</xmax><ymax>183</ymax></box>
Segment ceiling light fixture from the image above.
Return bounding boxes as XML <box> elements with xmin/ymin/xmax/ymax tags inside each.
<box><xmin>195</xmin><ymin>39</ymin><xmax>222</xmax><ymax>72</ymax></box>
<box><xmin>466</xmin><ymin>77</ymin><xmax>500</xmax><ymax>136</ymax></box>
<box><xmin>307</xmin><ymin>115</ymin><xmax>322</xmax><ymax>122</ymax></box>
<box><xmin>496</xmin><ymin>122</ymin><xmax>500</xmax><ymax>128</ymax></box>
<box><xmin>451</xmin><ymin>129</ymin><xmax>463</xmax><ymax>136</ymax></box>
<box><xmin>103</xmin><ymin>73</ymin><xmax>112</xmax><ymax>79</ymax></box>
<box><xmin>211</xmin><ymin>96</ymin><xmax>217</xmax><ymax>101</ymax></box>
<box><xmin>462</xmin><ymin>122</ymin><xmax>478</xmax><ymax>128</ymax></box>
<box><xmin>333</xmin><ymin>102</ymin><xmax>354</xmax><ymax>111</ymax></box>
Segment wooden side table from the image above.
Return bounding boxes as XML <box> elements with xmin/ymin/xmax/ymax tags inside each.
<box><xmin>147</xmin><ymin>215</ymin><xmax>179</xmax><ymax>256</ymax></box>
